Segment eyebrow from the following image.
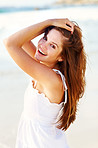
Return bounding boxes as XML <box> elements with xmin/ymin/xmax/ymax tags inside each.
<box><xmin>51</xmin><ymin>41</ymin><xmax>58</xmax><ymax>48</ymax></box>
<box><xmin>46</xmin><ymin>34</ymin><xmax>59</xmax><ymax>48</ymax></box>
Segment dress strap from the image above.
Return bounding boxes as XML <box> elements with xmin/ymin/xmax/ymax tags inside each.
<box><xmin>53</xmin><ymin>69</ymin><xmax>67</xmax><ymax>104</ymax></box>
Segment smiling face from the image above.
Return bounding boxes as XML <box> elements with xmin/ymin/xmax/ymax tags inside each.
<box><xmin>34</xmin><ymin>29</ymin><xmax>65</xmax><ymax>68</ymax></box>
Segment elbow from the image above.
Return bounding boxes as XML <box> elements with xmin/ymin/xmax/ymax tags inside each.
<box><xmin>3</xmin><ymin>37</ymin><xmax>17</xmax><ymax>51</ymax></box>
<box><xmin>3</xmin><ymin>38</ymin><xmax>12</xmax><ymax>48</ymax></box>
<box><xmin>3</xmin><ymin>37</ymin><xmax>21</xmax><ymax>49</ymax></box>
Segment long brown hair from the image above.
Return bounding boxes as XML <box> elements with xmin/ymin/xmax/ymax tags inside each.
<box><xmin>44</xmin><ymin>24</ymin><xmax>86</xmax><ymax>131</ymax></box>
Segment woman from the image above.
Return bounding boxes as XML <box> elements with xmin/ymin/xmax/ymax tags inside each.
<box><xmin>4</xmin><ymin>18</ymin><xmax>86</xmax><ymax>148</ymax></box>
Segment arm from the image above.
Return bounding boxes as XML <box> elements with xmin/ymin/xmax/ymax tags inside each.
<box><xmin>4</xmin><ymin>18</ymin><xmax>74</xmax><ymax>48</ymax></box>
<box><xmin>3</xmin><ymin>20</ymin><xmax>56</xmax><ymax>84</ymax></box>
<box><xmin>4</xmin><ymin>20</ymin><xmax>49</xmax><ymax>48</ymax></box>
<box><xmin>3</xmin><ymin>19</ymin><xmax>74</xmax><ymax>86</ymax></box>
<box><xmin>21</xmin><ymin>18</ymin><xmax>74</xmax><ymax>58</ymax></box>
<box><xmin>22</xmin><ymin>40</ymin><xmax>36</xmax><ymax>59</ymax></box>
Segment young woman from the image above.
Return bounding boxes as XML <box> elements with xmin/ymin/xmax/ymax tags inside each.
<box><xmin>4</xmin><ymin>18</ymin><xmax>86</xmax><ymax>148</ymax></box>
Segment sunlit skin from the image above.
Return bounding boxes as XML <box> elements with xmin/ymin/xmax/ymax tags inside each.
<box><xmin>3</xmin><ymin>18</ymin><xmax>86</xmax><ymax>133</ymax></box>
<box><xmin>4</xmin><ymin>18</ymin><xmax>74</xmax><ymax>104</ymax></box>
<box><xmin>34</xmin><ymin>29</ymin><xmax>65</xmax><ymax>68</ymax></box>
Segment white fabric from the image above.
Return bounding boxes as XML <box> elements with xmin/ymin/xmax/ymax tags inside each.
<box><xmin>15</xmin><ymin>69</ymin><xmax>69</xmax><ymax>148</ymax></box>
<box><xmin>52</xmin><ymin>69</ymin><xmax>67</xmax><ymax>104</ymax></box>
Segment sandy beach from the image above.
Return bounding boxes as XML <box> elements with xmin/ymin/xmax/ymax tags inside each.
<box><xmin>0</xmin><ymin>6</ymin><xmax>98</xmax><ymax>148</ymax></box>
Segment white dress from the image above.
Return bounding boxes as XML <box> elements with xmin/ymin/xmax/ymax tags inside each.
<box><xmin>15</xmin><ymin>69</ymin><xmax>69</xmax><ymax>148</ymax></box>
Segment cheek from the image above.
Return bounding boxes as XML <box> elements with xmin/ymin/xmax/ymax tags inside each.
<box><xmin>48</xmin><ymin>49</ymin><xmax>58</xmax><ymax>59</ymax></box>
<box><xmin>38</xmin><ymin>39</ymin><xmax>41</xmax><ymax>45</ymax></box>
<box><xmin>38</xmin><ymin>38</ymin><xmax>45</xmax><ymax>45</ymax></box>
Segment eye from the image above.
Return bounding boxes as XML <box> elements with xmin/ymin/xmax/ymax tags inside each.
<box><xmin>43</xmin><ymin>36</ymin><xmax>47</xmax><ymax>41</ymax></box>
<box><xmin>50</xmin><ymin>44</ymin><xmax>56</xmax><ymax>49</ymax></box>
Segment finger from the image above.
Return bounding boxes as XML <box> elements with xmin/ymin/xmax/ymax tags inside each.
<box><xmin>65</xmin><ymin>24</ymin><xmax>72</xmax><ymax>32</ymax></box>
<box><xmin>65</xmin><ymin>19</ymin><xmax>74</xmax><ymax>32</ymax></box>
<box><xmin>66</xmin><ymin>22</ymin><xmax>74</xmax><ymax>34</ymax></box>
<box><xmin>66</xmin><ymin>19</ymin><xmax>74</xmax><ymax>27</ymax></box>
<box><xmin>70</xmin><ymin>23</ymin><xmax>75</xmax><ymax>34</ymax></box>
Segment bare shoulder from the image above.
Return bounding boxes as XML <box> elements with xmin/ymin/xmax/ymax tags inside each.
<box><xmin>42</xmin><ymin>70</ymin><xmax>64</xmax><ymax>104</ymax></box>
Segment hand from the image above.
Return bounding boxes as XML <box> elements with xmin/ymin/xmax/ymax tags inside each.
<box><xmin>50</xmin><ymin>18</ymin><xmax>75</xmax><ymax>34</ymax></box>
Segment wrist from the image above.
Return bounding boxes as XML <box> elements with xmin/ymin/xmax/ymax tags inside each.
<box><xmin>44</xmin><ymin>19</ymin><xmax>53</xmax><ymax>27</ymax></box>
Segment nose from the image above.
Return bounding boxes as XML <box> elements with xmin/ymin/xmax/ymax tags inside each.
<box><xmin>40</xmin><ymin>41</ymin><xmax>48</xmax><ymax>51</ymax></box>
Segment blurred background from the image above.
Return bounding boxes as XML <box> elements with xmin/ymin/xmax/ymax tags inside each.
<box><xmin>0</xmin><ymin>0</ymin><xmax>98</xmax><ymax>148</ymax></box>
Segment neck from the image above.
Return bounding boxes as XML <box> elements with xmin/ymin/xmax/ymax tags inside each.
<box><xmin>40</xmin><ymin>61</ymin><xmax>59</xmax><ymax>69</ymax></box>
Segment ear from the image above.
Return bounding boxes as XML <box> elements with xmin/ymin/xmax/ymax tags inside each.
<box><xmin>58</xmin><ymin>56</ymin><xmax>64</xmax><ymax>62</ymax></box>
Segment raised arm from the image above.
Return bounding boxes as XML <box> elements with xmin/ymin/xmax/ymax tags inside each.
<box><xmin>4</xmin><ymin>18</ymin><xmax>74</xmax><ymax>48</ymax></box>
<box><xmin>4</xmin><ymin>20</ymin><xmax>50</xmax><ymax>48</ymax></box>
<box><xmin>21</xmin><ymin>18</ymin><xmax>74</xmax><ymax>59</ymax></box>
<box><xmin>22</xmin><ymin>40</ymin><xmax>36</xmax><ymax>59</ymax></box>
<box><xmin>3</xmin><ymin>19</ymin><xmax>74</xmax><ymax>87</ymax></box>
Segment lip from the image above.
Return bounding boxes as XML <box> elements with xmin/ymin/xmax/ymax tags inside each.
<box><xmin>38</xmin><ymin>47</ymin><xmax>47</xmax><ymax>56</ymax></box>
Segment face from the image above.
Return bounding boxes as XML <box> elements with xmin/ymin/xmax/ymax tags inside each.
<box><xmin>34</xmin><ymin>29</ymin><xmax>64</xmax><ymax>68</ymax></box>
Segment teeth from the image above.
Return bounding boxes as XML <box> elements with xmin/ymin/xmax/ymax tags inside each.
<box><xmin>39</xmin><ymin>48</ymin><xmax>46</xmax><ymax>55</ymax></box>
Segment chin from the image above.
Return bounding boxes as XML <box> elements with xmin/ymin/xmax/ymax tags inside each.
<box><xmin>34</xmin><ymin>54</ymin><xmax>42</xmax><ymax>62</ymax></box>
<box><xmin>35</xmin><ymin>55</ymin><xmax>40</xmax><ymax>61</ymax></box>
<box><xmin>34</xmin><ymin>53</ymin><xmax>46</xmax><ymax>62</ymax></box>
